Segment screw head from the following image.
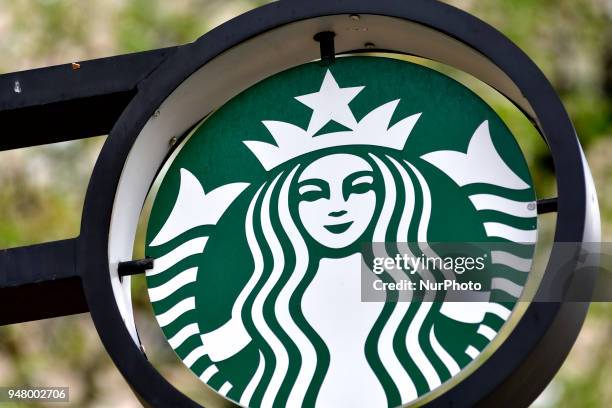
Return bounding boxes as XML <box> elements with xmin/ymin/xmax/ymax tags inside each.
<box><xmin>350</xmin><ymin>14</ymin><xmax>360</xmax><ymax>21</ymax></box>
<box><xmin>527</xmin><ymin>202</ymin><xmax>536</xmax><ymax>211</ymax></box>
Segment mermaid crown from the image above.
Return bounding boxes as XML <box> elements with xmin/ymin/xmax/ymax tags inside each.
<box><xmin>244</xmin><ymin>70</ymin><xmax>421</xmax><ymax>170</ymax></box>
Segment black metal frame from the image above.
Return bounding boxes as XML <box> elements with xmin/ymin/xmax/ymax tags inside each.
<box><xmin>0</xmin><ymin>239</ymin><xmax>86</xmax><ymax>325</ymax></box>
<box><xmin>0</xmin><ymin>0</ymin><xmax>598</xmax><ymax>407</ymax></box>
<box><xmin>0</xmin><ymin>47</ymin><xmax>177</xmax><ymax>151</ymax></box>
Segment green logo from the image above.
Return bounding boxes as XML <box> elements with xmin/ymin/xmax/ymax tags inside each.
<box><xmin>145</xmin><ymin>57</ymin><xmax>537</xmax><ymax>407</ymax></box>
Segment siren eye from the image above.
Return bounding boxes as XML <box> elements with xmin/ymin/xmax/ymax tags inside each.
<box><xmin>298</xmin><ymin>179</ymin><xmax>329</xmax><ymax>202</ymax></box>
<box><xmin>351</xmin><ymin>175</ymin><xmax>374</xmax><ymax>188</ymax></box>
<box><xmin>344</xmin><ymin>171</ymin><xmax>374</xmax><ymax>198</ymax></box>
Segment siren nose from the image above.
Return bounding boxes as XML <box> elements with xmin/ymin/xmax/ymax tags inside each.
<box><xmin>329</xmin><ymin>210</ymin><xmax>348</xmax><ymax>218</ymax></box>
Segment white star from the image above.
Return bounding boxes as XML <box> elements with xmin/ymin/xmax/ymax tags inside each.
<box><xmin>295</xmin><ymin>70</ymin><xmax>364</xmax><ymax>135</ymax></box>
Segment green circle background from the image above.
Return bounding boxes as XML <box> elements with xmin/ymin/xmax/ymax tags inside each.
<box><xmin>145</xmin><ymin>56</ymin><xmax>537</xmax><ymax>407</ymax></box>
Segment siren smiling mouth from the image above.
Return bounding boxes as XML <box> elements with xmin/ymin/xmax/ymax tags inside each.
<box><xmin>324</xmin><ymin>221</ymin><xmax>354</xmax><ymax>234</ymax></box>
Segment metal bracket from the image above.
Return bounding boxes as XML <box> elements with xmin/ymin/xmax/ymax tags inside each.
<box><xmin>314</xmin><ymin>31</ymin><xmax>336</xmax><ymax>66</ymax></box>
<box><xmin>537</xmin><ymin>197</ymin><xmax>558</xmax><ymax>214</ymax></box>
<box><xmin>118</xmin><ymin>258</ymin><xmax>154</xmax><ymax>278</ymax></box>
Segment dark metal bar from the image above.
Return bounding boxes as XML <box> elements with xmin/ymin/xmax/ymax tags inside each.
<box><xmin>537</xmin><ymin>197</ymin><xmax>558</xmax><ymax>214</ymax></box>
<box><xmin>118</xmin><ymin>257</ymin><xmax>154</xmax><ymax>278</ymax></box>
<box><xmin>0</xmin><ymin>46</ymin><xmax>178</xmax><ymax>151</ymax></box>
<box><xmin>313</xmin><ymin>31</ymin><xmax>336</xmax><ymax>66</ymax></box>
<box><xmin>0</xmin><ymin>239</ymin><xmax>87</xmax><ymax>324</ymax></box>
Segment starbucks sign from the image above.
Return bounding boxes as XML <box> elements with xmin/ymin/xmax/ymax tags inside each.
<box><xmin>145</xmin><ymin>57</ymin><xmax>537</xmax><ymax>407</ymax></box>
<box><xmin>0</xmin><ymin>1</ymin><xmax>600</xmax><ymax>407</ymax></box>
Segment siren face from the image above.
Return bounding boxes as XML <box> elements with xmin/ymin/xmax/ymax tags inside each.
<box><xmin>145</xmin><ymin>57</ymin><xmax>538</xmax><ymax>407</ymax></box>
<box><xmin>297</xmin><ymin>154</ymin><xmax>376</xmax><ymax>249</ymax></box>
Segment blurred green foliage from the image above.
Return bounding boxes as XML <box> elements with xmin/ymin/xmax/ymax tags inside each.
<box><xmin>0</xmin><ymin>0</ymin><xmax>610</xmax><ymax>407</ymax></box>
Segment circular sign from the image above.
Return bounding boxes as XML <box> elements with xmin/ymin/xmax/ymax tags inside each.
<box><xmin>145</xmin><ymin>56</ymin><xmax>537</xmax><ymax>407</ymax></box>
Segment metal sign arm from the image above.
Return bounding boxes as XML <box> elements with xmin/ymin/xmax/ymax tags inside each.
<box><xmin>0</xmin><ymin>47</ymin><xmax>180</xmax><ymax>325</ymax></box>
<box><xmin>0</xmin><ymin>239</ymin><xmax>87</xmax><ymax>325</ymax></box>
<box><xmin>0</xmin><ymin>46</ymin><xmax>178</xmax><ymax>151</ymax></box>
